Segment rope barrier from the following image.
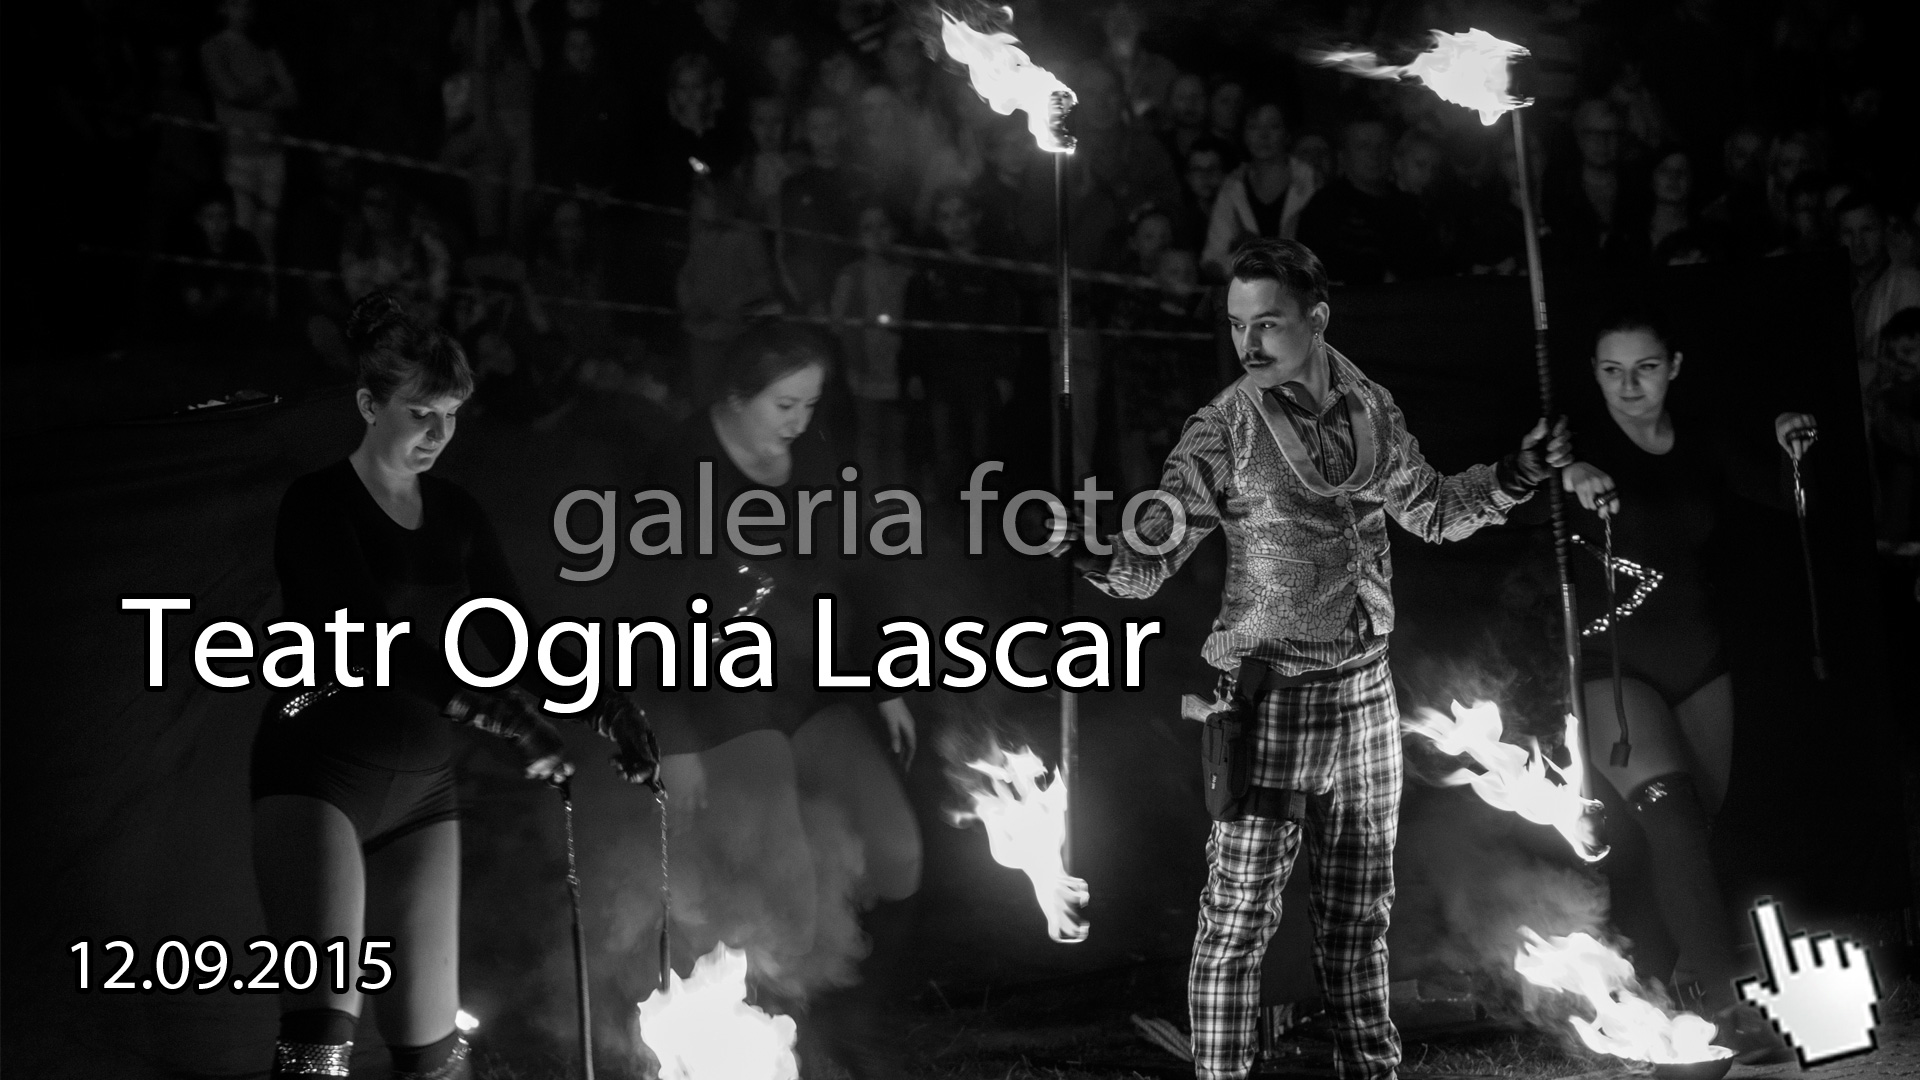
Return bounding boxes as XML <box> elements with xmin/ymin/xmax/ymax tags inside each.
<box><xmin>149</xmin><ymin>112</ymin><xmax>1178</xmax><ymax>294</ymax></box>
<box><xmin>86</xmin><ymin>246</ymin><xmax>1215</xmax><ymax>341</ymax></box>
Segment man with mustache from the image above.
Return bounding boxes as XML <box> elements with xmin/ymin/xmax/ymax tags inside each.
<box><xmin>1078</xmin><ymin>238</ymin><xmax>1570</xmax><ymax>1080</ymax></box>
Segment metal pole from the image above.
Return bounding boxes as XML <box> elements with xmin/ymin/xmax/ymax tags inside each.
<box><xmin>1054</xmin><ymin>147</ymin><xmax>1078</xmax><ymax>876</ymax></box>
<box><xmin>556</xmin><ymin>778</ymin><xmax>595</xmax><ymax>1080</ymax></box>
<box><xmin>1510</xmin><ymin>109</ymin><xmax>1601</xmax><ymax>760</ymax></box>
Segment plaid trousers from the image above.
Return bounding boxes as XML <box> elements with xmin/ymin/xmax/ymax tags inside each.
<box><xmin>1189</xmin><ymin>655</ymin><xmax>1402</xmax><ymax>1080</ymax></box>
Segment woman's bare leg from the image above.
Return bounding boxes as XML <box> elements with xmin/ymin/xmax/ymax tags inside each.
<box><xmin>253</xmin><ymin>795</ymin><xmax>366</xmax><ymax>1019</ymax></box>
<box><xmin>1582</xmin><ymin>676</ymin><xmax>1689</xmax><ymax>797</ymax></box>
<box><xmin>1673</xmin><ymin>674</ymin><xmax>1735</xmax><ymax>817</ymax></box>
<box><xmin>791</xmin><ymin>705</ymin><xmax>922</xmax><ymax>904</ymax></box>
<box><xmin>364</xmin><ymin>820</ymin><xmax>462</xmax><ymax>1048</ymax></box>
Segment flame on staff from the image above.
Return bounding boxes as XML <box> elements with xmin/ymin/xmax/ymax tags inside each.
<box><xmin>637</xmin><ymin>945</ymin><xmax>799</xmax><ymax>1080</ymax></box>
<box><xmin>950</xmin><ymin>741</ymin><xmax>1090</xmax><ymax>943</ymax></box>
<box><xmin>1516</xmin><ymin>928</ymin><xmax>1732</xmax><ymax>1064</ymax></box>
<box><xmin>1403</xmin><ymin>701</ymin><xmax>1608</xmax><ymax>862</ymax></box>
<box><xmin>939</xmin><ymin>9</ymin><xmax>1076</xmax><ymax>152</ymax></box>
<box><xmin>1314</xmin><ymin>29</ymin><xmax>1530</xmax><ymax>125</ymax></box>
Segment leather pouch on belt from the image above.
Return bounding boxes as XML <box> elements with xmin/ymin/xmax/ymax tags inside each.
<box><xmin>1187</xmin><ymin>658</ymin><xmax>1313</xmax><ymax>823</ymax></box>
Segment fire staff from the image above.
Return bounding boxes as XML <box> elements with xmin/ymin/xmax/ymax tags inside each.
<box><xmin>1076</xmin><ymin>239</ymin><xmax>1570</xmax><ymax>1080</ymax></box>
<box><xmin>1559</xmin><ymin>312</ymin><xmax>1812</xmax><ymax>1062</ymax></box>
<box><xmin>254</xmin><ymin>293</ymin><xmax>653</xmax><ymax>1080</ymax></box>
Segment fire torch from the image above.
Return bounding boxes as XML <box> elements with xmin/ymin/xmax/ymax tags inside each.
<box><xmin>1314</xmin><ymin>31</ymin><xmax>1607</xmax><ymax>762</ymax></box>
<box><xmin>938</xmin><ymin>10</ymin><xmax>1087</xmax><ymax>880</ymax></box>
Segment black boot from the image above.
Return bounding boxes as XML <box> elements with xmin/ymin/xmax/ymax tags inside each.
<box><xmin>270</xmin><ymin>1008</ymin><xmax>355</xmax><ymax>1079</ymax></box>
<box><xmin>390</xmin><ymin>1030</ymin><xmax>473</xmax><ymax>1080</ymax></box>
<box><xmin>1627</xmin><ymin>773</ymin><xmax>1740</xmax><ymax>1010</ymax></box>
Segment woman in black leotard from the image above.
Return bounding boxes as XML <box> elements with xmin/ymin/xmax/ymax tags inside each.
<box><xmin>254</xmin><ymin>293</ymin><xmax>652</xmax><ymax>1080</ymax></box>
<box><xmin>1559</xmin><ymin>313</ymin><xmax>1814</xmax><ymax>1058</ymax></box>
<box><xmin>645</xmin><ymin>325</ymin><xmax>921</xmax><ymax>1080</ymax></box>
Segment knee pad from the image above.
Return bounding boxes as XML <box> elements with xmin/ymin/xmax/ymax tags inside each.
<box><xmin>1627</xmin><ymin>772</ymin><xmax>1700</xmax><ymax>816</ymax></box>
<box><xmin>272</xmin><ymin>1008</ymin><xmax>355</xmax><ymax>1079</ymax></box>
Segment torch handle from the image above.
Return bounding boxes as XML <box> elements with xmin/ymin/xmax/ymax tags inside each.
<box><xmin>1511</xmin><ymin>108</ymin><xmax>1586</xmax><ymax>730</ymax></box>
<box><xmin>1792</xmin><ymin>463</ymin><xmax>1828</xmax><ymax>680</ymax></box>
<box><xmin>1054</xmin><ymin>148</ymin><xmax>1080</xmax><ymax>878</ymax></box>
<box><xmin>558</xmin><ymin>781</ymin><xmax>595</xmax><ymax>1080</ymax></box>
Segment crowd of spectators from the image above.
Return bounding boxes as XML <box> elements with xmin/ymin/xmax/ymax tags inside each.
<box><xmin>49</xmin><ymin>0</ymin><xmax>1920</xmax><ymax>538</ymax></box>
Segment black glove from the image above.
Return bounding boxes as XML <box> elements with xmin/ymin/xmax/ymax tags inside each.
<box><xmin>583</xmin><ymin>690</ymin><xmax>663</xmax><ymax>790</ymax></box>
<box><xmin>445</xmin><ymin>686</ymin><xmax>570</xmax><ymax>778</ymax></box>
<box><xmin>1496</xmin><ymin>416</ymin><xmax>1571</xmax><ymax>496</ymax></box>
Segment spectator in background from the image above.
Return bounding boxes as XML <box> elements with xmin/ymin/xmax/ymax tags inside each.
<box><xmin>1770</xmin><ymin>172</ymin><xmax>1833</xmax><ymax>257</ymax></box>
<box><xmin>1174</xmin><ymin>139</ymin><xmax>1228</xmax><ymax>251</ymax></box>
<box><xmin>851</xmin><ymin>85</ymin><xmax>932</xmax><ymax>230</ymax></box>
<box><xmin>532</xmin><ymin>198</ymin><xmax>619</xmax><ymax>367</ymax></box>
<box><xmin>1048</xmin><ymin>61</ymin><xmax>1181</xmax><ymax>272</ymax></box>
<box><xmin>171</xmin><ymin>185</ymin><xmax>270</xmax><ymax>343</ymax></box>
<box><xmin>679</xmin><ymin>179</ymin><xmax>779</xmax><ymax>405</ymax></box>
<box><xmin>972</xmin><ymin>120</ymin><xmax>1040</xmax><ymax>258</ymax></box>
<box><xmin>1838</xmin><ymin>194</ymin><xmax>1920</xmax><ymax>382</ymax></box>
<box><xmin>340</xmin><ymin>182</ymin><xmax>451</xmax><ymax>327</ymax></box>
<box><xmin>1289</xmin><ymin>134</ymin><xmax>1333</xmax><ymax>191</ymax></box>
<box><xmin>1543</xmin><ymin>99</ymin><xmax>1629</xmax><ymax>272</ymax></box>
<box><xmin>1163</xmin><ymin>72</ymin><xmax>1209</xmax><ymax>163</ymax></box>
<box><xmin>1866</xmin><ymin>307</ymin><xmax>1920</xmax><ymax>546</ymax></box>
<box><xmin>902</xmin><ymin>189</ymin><xmax>1019</xmax><ymax>491</ymax></box>
<box><xmin>1459</xmin><ymin>122</ymin><xmax>1544</xmax><ymax>276</ymax></box>
<box><xmin>440</xmin><ymin>0</ymin><xmax>543</xmax><ymax>251</ymax></box>
<box><xmin>200</xmin><ymin>0</ymin><xmax>298</xmax><ymax>261</ymax></box>
<box><xmin>1606</xmin><ymin>58</ymin><xmax>1672</xmax><ymax>166</ymax></box>
<box><xmin>645</xmin><ymin>53</ymin><xmax>735</xmax><ymax>207</ymax></box>
<box><xmin>1392</xmin><ymin>129</ymin><xmax>1465</xmax><ymax>278</ymax></box>
<box><xmin>730</xmin><ymin>95</ymin><xmax>798</xmax><ymax>223</ymax></box>
<box><xmin>1701</xmin><ymin>123</ymin><xmax>1770</xmax><ymax>257</ymax></box>
<box><xmin>1110</xmin><ymin>247</ymin><xmax>1207</xmax><ymax>490</ymax></box>
<box><xmin>686</xmin><ymin>0</ymin><xmax>752</xmax><ymax>120</ymax></box>
<box><xmin>1202</xmin><ymin>101</ymin><xmax>1317</xmax><ymax>280</ymax></box>
<box><xmin>834</xmin><ymin>0</ymin><xmax>891</xmax><ymax>62</ymax></box>
<box><xmin>1765</xmin><ymin>129</ymin><xmax>1822</xmax><ymax>250</ymax></box>
<box><xmin>758</xmin><ymin>28</ymin><xmax>811</xmax><ymax>112</ymax></box>
<box><xmin>537</xmin><ymin>24</ymin><xmax>625</xmax><ymax>192</ymax></box>
<box><xmin>1621</xmin><ymin>146</ymin><xmax>1718</xmax><ymax>267</ymax></box>
<box><xmin>1100</xmin><ymin>1</ymin><xmax>1177</xmax><ymax>126</ymax></box>
<box><xmin>1114</xmin><ymin>204</ymin><xmax>1175</xmax><ymax>278</ymax></box>
<box><xmin>1206</xmin><ymin>77</ymin><xmax>1248</xmax><ymax>169</ymax></box>
<box><xmin>831</xmin><ymin>204</ymin><xmax>914</xmax><ymax>483</ymax></box>
<box><xmin>1298</xmin><ymin>118</ymin><xmax>1421</xmax><ymax>286</ymax></box>
<box><xmin>779</xmin><ymin>101</ymin><xmax>867</xmax><ymax>314</ymax></box>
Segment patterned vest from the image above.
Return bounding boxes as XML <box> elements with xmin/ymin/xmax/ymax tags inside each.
<box><xmin>1201</xmin><ymin>349</ymin><xmax>1402</xmax><ymax>664</ymax></box>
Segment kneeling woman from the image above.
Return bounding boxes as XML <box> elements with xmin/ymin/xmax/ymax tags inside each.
<box><xmin>256</xmin><ymin>293</ymin><xmax>647</xmax><ymax>1080</ymax></box>
<box><xmin>646</xmin><ymin>325</ymin><xmax>922</xmax><ymax>1079</ymax></box>
<box><xmin>1560</xmin><ymin>313</ymin><xmax>1813</xmax><ymax>1059</ymax></box>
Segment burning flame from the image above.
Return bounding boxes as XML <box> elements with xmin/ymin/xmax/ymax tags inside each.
<box><xmin>938</xmin><ymin>10</ymin><xmax>1076</xmax><ymax>152</ymax></box>
<box><xmin>1314</xmin><ymin>29</ymin><xmax>1530</xmax><ymax>125</ymax></box>
<box><xmin>951</xmin><ymin>742</ymin><xmax>1089</xmax><ymax>942</ymax></box>
<box><xmin>1516</xmin><ymin>928</ymin><xmax>1732</xmax><ymax>1064</ymax></box>
<box><xmin>637</xmin><ymin>945</ymin><xmax>799</xmax><ymax>1080</ymax></box>
<box><xmin>1402</xmin><ymin>701</ymin><xmax>1608</xmax><ymax>862</ymax></box>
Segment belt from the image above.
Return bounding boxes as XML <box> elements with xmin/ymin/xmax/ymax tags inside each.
<box><xmin>274</xmin><ymin>667</ymin><xmax>369</xmax><ymax>722</ymax></box>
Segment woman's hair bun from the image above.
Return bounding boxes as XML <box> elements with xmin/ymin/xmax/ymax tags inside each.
<box><xmin>345</xmin><ymin>291</ymin><xmax>409</xmax><ymax>355</ymax></box>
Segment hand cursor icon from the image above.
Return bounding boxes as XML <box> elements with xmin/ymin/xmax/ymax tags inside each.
<box><xmin>1736</xmin><ymin>898</ymin><xmax>1880</xmax><ymax>1067</ymax></box>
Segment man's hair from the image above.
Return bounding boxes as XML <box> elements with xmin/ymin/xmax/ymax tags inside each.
<box><xmin>1882</xmin><ymin>306</ymin><xmax>1920</xmax><ymax>347</ymax></box>
<box><xmin>1834</xmin><ymin>189</ymin><xmax>1885</xmax><ymax>222</ymax></box>
<box><xmin>1228</xmin><ymin>238</ymin><xmax>1328</xmax><ymax>310</ymax></box>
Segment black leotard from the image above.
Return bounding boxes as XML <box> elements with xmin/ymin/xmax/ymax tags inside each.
<box><xmin>1572</xmin><ymin>415</ymin><xmax>1731</xmax><ymax>705</ymax></box>
<box><xmin>642</xmin><ymin>413</ymin><xmax>876</xmax><ymax>755</ymax></box>
<box><xmin>253</xmin><ymin>459</ymin><xmax>528</xmax><ymax>849</ymax></box>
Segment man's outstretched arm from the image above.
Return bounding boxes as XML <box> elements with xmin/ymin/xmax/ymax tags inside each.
<box><xmin>1378</xmin><ymin>389</ymin><xmax>1569</xmax><ymax>543</ymax></box>
<box><xmin>1084</xmin><ymin>411</ymin><xmax>1231</xmax><ymax>598</ymax></box>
